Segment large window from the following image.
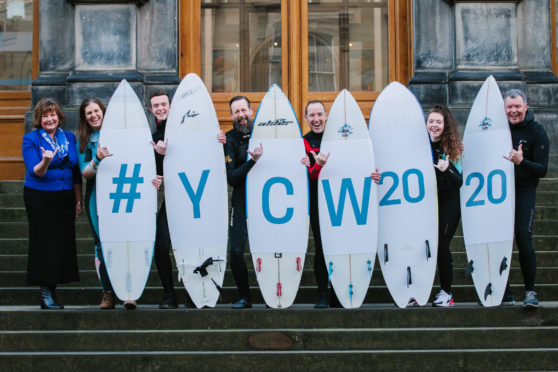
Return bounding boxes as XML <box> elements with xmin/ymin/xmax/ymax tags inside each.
<box><xmin>201</xmin><ymin>0</ymin><xmax>282</xmax><ymax>93</ymax></box>
<box><xmin>0</xmin><ymin>0</ymin><xmax>33</xmax><ymax>91</ymax></box>
<box><xmin>308</xmin><ymin>1</ymin><xmax>388</xmax><ymax>92</ymax></box>
<box><xmin>181</xmin><ymin>0</ymin><xmax>410</xmax><ymax>127</ymax></box>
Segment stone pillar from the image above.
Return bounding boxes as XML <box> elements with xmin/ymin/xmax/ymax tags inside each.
<box><xmin>29</xmin><ymin>0</ymin><xmax>179</xmax><ymax>132</ymax></box>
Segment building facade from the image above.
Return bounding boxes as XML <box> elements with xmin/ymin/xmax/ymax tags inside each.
<box><xmin>0</xmin><ymin>0</ymin><xmax>556</xmax><ymax>179</ymax></box>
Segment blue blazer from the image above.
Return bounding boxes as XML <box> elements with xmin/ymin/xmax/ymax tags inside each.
<box><xmin>22</xmin><ymin>129</ymin><xmax>82</xmax><ymax>191</ymax></box>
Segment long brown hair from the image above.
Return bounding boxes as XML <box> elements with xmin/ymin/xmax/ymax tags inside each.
<box><xmin>77</xmin><ymin>97</ymin><xmax>106</xmax><ymax>153</ymax></box>
<box><xmin>427</xmin><ymin>104</ymin><xmax>462</xmax><ymax>162</ymax></box>
<box><xmin>33</xmin><ymin>98</ymin><xmax>66</xmax><ymax>129</ymax></box>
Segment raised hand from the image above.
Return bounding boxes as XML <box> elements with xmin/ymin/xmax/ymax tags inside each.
<box><xmin>370</xmin><ymin>168</ymin><xmax>382</xmax><ymax>184</ymax></box>
<box><xmin>151</xmin><ymin>138</ymin><xmax>168</xmax><ymax>155</ymax></box>
<box><xmin>434</xmin><ymin>157</ymin><xmax>450</xmax><ymax>172</ymax></box>
<box><xmin>217</xmin><ymin>131</ymin><xmax>226</xmax><ymax>144</ymax></box>
<box><xmin>504</xmin><ymin>144</ymin><xmax>523</xmax><ymax>165</ymax></box>
<box><xmin>152</xmin><ymin>175</ymin><xmax>164</xmax><ymax>190</ymax></box>
<box><xmin>310</xmin><ymin>150</ymin><xmax>330</xmax><ymax>167</ymax></box>
<box><xmin>247</xmin><ymin>142</ymin><xmax>263</xmax><ymax>162</ymax></box>
<box><xmin>96</xmin><ymin>142</ymin><xmax>113</xmax><ymax>161</ymax></box>
<box><xmin>301</xmin><ymin>155</ymin><xmax>310</xmax><ymax>167</ymax></box>
<box><xmin>40</xmin><ymin>146</ymin><xmax>58</xmax><ymax>163</ymax></box>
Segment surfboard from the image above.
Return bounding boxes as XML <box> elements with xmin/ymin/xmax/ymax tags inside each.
<box><xmin>369</xmin><ymin>81</ymin><xmax>438</xmax><ymax>308</ymax></box>
<box><xmin>163</xmin><ymin>73</ymin><xmax>228</xmax><ymax>308</ymax></box>
<box><xmin>246</xmin><ymin>84</ymin><xmax>309</xmax><ymax>309</ymax></box>
<box><xmin>460</xmin><ymin>75</ymin><xmax>515</xmax><ymax>307</ymax></box>
<box><xmin>317</xmin><ymin>89</ymin><xmax>378</xmax><ymax>309</ymax></box>
<box><xmin>96</xmin><ymin>79</ymin><xmax>157</xmax><ymax>302</ymax></box>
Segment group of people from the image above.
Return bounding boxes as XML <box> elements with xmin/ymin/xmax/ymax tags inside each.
<box><xmin>21</xmin><ymin>87</ymin><xmax>549</xmax><ymax>310</ymax></box>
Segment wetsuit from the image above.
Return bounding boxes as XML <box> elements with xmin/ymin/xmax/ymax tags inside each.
<box><xmin>77</xmin><ymin>131</ymin><xmax>114</xmax><ymax>292</ymax></box>
<box><xmin>509</xmin><ymin>110</ymin><xmax>549</xmax><ymax>292</ymax></box>
<box><xmin>152</xmin><ymin>119</ymin><xmax>175</xmax><ymax>295</ymax></box>
<box><xmin>303</xmin><ymin>131</ymin><xmax>340</xmax><ymax>305</ymax></box>
<box><xmin>431</xmin><ymin>141</ymin><xmax>462</xmax><ymax>294</ymax></box>
<box><xmin>224</xmin><ymin>128</ymin><xmax>256</xmax><ymax>302</ymax></box>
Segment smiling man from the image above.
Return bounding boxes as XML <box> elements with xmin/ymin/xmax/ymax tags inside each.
<box><xmin>224</xmin><ymin>96</ymin><xmax>263</xmax><ymax>309</ymax></box>
<box><xmin>503</xmin><ymin>89</ymin><xmax>549</xmax><ymax>308</ymax></box>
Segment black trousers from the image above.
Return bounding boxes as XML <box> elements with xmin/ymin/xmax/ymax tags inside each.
<box><xmin>228</xmin><ymin>204</ymin><xmax>251</xmax><ymax>301</ymax></box>
<box><xmin>515</xmin><ymin>187</ymin><xmax>537</xmax><ymax>292</ymax></box>
<box><xmin>436</xmin><ymin>190</ymin><xmax>461</xmax><ymax>293</ymax></box>
<box><xmin>154</xmin><ymin>200</ymin><xmax>175</xmax><ymax>292</ymax></box>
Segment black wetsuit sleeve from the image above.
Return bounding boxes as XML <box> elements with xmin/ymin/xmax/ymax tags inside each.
<box><xmin>518</xmin><ymin>125</ymin><xmax>549</xmax><ymax>179</ymax></box>
<box><xmin>224</xmin><ymin>135</ymin><xmax>255</xmax><ymax>187</ymax></box>
<box><xmin>443</xmin><ymin>161</ymin><xmax>463</xmax><ymax>189</ymax></box>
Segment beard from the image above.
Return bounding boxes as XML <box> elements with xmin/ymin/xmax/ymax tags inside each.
<box><xmin>233</xmin><ymin>116</ymin><xmax>253</xmax><ymax>135</ymax></box>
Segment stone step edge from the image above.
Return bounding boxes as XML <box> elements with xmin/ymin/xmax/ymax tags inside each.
<box><xmin>1</xmin><ymin>347</ymin><xmax>558</xmax><ymax>356</ymax></box>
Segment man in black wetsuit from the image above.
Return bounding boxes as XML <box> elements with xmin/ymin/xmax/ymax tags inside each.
<box><xmin>301</xmin><ymin>100</ymin><xmax>342</xmax><ymax>308</ymax></box>
<box><xmin>503</xmin><ymin>89</ymin><xmax>549</xmax><ymax>308</ymax></box>
<box><xmin>224</xmin><ymin>96</ymin><xmax>263</xmax><ymax>309</ymax></box>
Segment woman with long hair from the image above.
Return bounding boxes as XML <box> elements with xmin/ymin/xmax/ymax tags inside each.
<box><xmin>426</xmin><ymin>104</ymin><xmax>463</xmax><ymax>307</ymax></box>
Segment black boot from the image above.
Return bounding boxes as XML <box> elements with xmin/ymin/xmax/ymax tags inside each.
<box><xmin>159</xmin><ymin>290</ymin><xmax>178</xmax><ymax>309</ymax></box>
<box><xmin>40</xmin><ymin>285</ymin><xmax>63</xmax><ymax>310</ymax></box>
<box><xmin>314</xmin><ymin>290</ymin><xmax>328</xmax><ymax>309</ymax></box>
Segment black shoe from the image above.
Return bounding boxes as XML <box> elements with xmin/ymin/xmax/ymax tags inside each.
<box><xmin>40</xmin><ymin>285</ymin><xmax>63</xmax><ymax>310</ymax></box>
<box><xmin>232</xmin><ymin>299</ymin><xmax>252</xmax><ymax>309</ymax></box>
<box><xmin>159</xmin><ymin>292</ymin><xmax>178</xmax><ymax>309</ymax></box>
<box><xmin>501</xmin><ymin>293</ymin><xmax>516</xmax><ymax>306</ymax></box>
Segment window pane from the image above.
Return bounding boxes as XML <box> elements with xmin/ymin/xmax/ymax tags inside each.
<box><xmin>308</xmin><ymin>0</ymin><xmax>388</xmax><ymax>92</ymax></box>
<box><xmin>0</xmin><ymin>0</ymin><xmax>33</xmax><ymax>91</ymax></box>
<box><xmin>201</xmin><ymin>0</ymin><xmax>282</xmax><ymax>93</ymax></box>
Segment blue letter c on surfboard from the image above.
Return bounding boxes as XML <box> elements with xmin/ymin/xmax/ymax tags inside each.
<box><xmin>262</xmin><ymin>177</ymin><xmax>294</xmax><ymax>224</ymax></box>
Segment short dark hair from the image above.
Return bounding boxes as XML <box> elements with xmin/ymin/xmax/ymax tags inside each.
<box><xmin>305</xmin><ymin>100</ymin><xmax>326</xmax><ymax>116</ymax></box>
<box><xmin>229</xmin><ymin>96</ymin><xmax>250</xmax><ymax>113</ymax></box>
<box><xmin>149</xmin><ymin>89</ymin><xmax>170</xmax><ymax>106</ymax></box>
<box><xmin>504</xmin><ymin>89</ymin><xmax>527</xmax><ymax>105</ymax></box>
<box><xmin>33</xmin><ymin>98</ymin><xmax>66</xmax><ymax>129</ymax></box>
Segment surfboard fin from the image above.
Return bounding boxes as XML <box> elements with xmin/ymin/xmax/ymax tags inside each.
<box><xmin>126</xmin><ymin>272</ymin><xmax>132</xmax><ymax>292</ymax></box>
<box><xmin>465</xmin><ymin>260</ymin><xmax>474</xmax><ymax>277</ymax></box>
<box><xmin>367</xmin><ymin>260</ymin><xmax>372</xmax><ymax>275</ymax></box>
<box><xmin>425</xmin><ymin>240</ymin><xmax>431</xmax><ymax>261</ymax></box>
<box><xmin>328</xmin><ymin>261</ymin><xmax>333</xmax><ymax>282</ymax></box>
<box><xmin>484</xmin><ymin>283</ymin><xmax>493</xmax><ymax>300</ymax></box>
<box><xmin>349</xmin><ymin>283</ymin><xmax>354</xmax><ymax>300</ymax></box>
<box><xmin>277</xmin><ymin>282</ymin><xmax>282</xmax><ymax>297</ymax></box>
<box><xmin>384</xmin><ymin>244</ymin><xmax>388</xmax><ymax>264</ymax></box>
<box><xmin>499</xmin><ymin>257</ymin><xmax>508</xmax><ymax>275</ymax></box>
<box><xmin>193</xmin><ymin>257</ymin><xmax>224</xmax><ymax>278</ymax></box>
<box><xmin>211</xmin><ymin>278</ymin><xmax>223</xmax><ymax>294</ymax></box>
<box><xmin>407</xmin><ymin>267</ymin><xmax>412</xmax><ymax>288</ymax></box>
<box><xmin>296</xmin><ymin>257</ymin><xmax>302</xmax><ymax>272</ymax></box>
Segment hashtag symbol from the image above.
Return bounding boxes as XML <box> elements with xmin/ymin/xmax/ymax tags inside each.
<box><xmin>110</xmin><ymin>163</ymin><xmax>144</xmax><ymax>213</ymax></box>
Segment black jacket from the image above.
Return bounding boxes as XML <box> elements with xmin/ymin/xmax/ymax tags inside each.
<box><xmin>509</xmin><ymin>110</ymin><xmax>549</xmax><ymax>189</ymax></box>
<box><xmin>431</xmin><ymin>141</ymin><xmax>463</xmax><ymax>199</ymax></box>
<box><xmin>224</xmin><ymin>128</ymin><xmax>255</xmax><ymax>210</ymax></box>
<box><xmin>152</xmin><ymin>119</ymin><xmax>166</xmax><ymax>176</ymax></box>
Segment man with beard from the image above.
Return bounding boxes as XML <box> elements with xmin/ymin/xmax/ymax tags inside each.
<box><xmin>150</xmin><ymin>90</ymin><xmax>226</xmax><ymax>309</ymax></box>
<box><xmin>503</xmin><ymin>89</ymin><xmax>549</xmax><ymax>308</ymax></box>
<box><xmin>224</xmin><ymin>96</ymin><xmax>263</xmax><ymax>309</ymax></box>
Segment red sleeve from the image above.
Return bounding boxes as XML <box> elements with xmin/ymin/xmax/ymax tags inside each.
<box><xmin>303</xmin><ymin>137</ymin><xmax>322</xmax><ymax>181</ymax></box>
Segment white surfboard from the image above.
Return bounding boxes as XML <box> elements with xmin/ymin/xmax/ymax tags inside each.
<box><xmin>369</xmin><ymin>82</ymin><xmax>438</xmax><ymax>308</ymax></box>
<box><xmin>246</xmin><ymin>84</ymin><xmax>309</xmax><ymax>309</ymax></box>
<box><xmin>317</xmin><ymin>90</ymin><xmax>378</xmax><ymax>309</ymax></box>
<box><xmin>96</xmin><ymin>80</ymin><xmax>157</xmax><ymax>302</ymax></box>
<box><xmin>164</xmin><ymin>73</ymin><xmax>228</xmax><ymax>308</ymax></box>
<box><xmin>460</xmin><ymin>76</ymin><xmax>515</xmax><ymax>307</ymax></box>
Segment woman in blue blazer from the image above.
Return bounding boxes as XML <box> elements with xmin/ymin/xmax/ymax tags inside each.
<box><xmin>22</xmin><ymin>98</ymin><xmax>83</xmax><ymax>309</ymax></box>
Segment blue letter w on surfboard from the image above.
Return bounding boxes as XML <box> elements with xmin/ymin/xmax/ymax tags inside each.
<box><xmin>322</xmin><ymin>177</ymin><xmax>371</xmax><ymax>226</ymax></box>
<box><xmin>262</xmin><ymin>177</ymin><xmax>294</xmax><ymax>224</ymax></box>
<box><xmin>178</xmin><ymin>170</ymin><xmax>210</xmax><ymax>219</ymax></box>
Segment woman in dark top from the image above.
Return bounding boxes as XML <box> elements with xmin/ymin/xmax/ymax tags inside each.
<box><xmin>426</xmin><ymin>104</ymin><xmax>463</xmax><ymax>307</ymax></box>
<box><xmin>22</xmin><ymin>98</ymin><xmax>82</xmax><ymax>309</ymax></box>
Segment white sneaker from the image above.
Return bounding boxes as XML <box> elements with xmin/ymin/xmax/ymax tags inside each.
<box><xmin>433</xmin><ymin>290</ymin><xmax>455</xmax><ymax>307</ymax></box>
<box><xmin>407</xmin><ymin>297</ymin><xmax>419</xmax><ymax>307</ymax></box>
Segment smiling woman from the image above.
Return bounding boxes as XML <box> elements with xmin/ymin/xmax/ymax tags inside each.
<box><xmin>22</xmin><ymin>98</ymin><xmax>83</xmax><ymax>310</ymax></box>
